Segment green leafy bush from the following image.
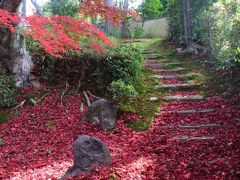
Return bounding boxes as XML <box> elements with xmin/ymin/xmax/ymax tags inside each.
<box><xmin>100</xmin><ymin>44</ymin><xmax>144</xmax><ymax>86</ymax></box>
<box><xmin>134</xmin><ymin>26</ymin><xmax>144</xmax><ymax>39</ymax></box>
<box><xmin>0</xmin><ymin>69</ymin><xmax>16</xmax><ymax>107</ymax></box>
<box><xmin>109</xmin><ymin>80</ymin><xmax>138</xmax><ymax>103</ymax></box>
<box><xmin>32</xmin><ymin>44</ymin><xmax>144</xmax><ymax>94</ymax></box>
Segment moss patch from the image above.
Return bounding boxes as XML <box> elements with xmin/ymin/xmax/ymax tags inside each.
<box><xmin>0</xmin><ymin>111</ymin><xmax>11</xmax><ymax>125</ymax></box>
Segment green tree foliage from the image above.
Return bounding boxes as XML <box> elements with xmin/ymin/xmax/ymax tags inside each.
<box><xmin>138</xmin><ymin>0</ymin><xmax>167</xmax><ymax>21</ymax></box>
<box><xmin>167</xmin><ymin>0</ymin><xmax>240</xmax><ymax>68</ymax></box>
<box><xmin>44</xmin><ymin>0</ymin><xmax>79</xmax><ymax>17</ymax></box>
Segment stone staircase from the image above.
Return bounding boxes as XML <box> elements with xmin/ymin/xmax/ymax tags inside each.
<box><xmin>144</xmin><ymin>49</ymin><xmax>230</xmax><ymax>142</ymax></box>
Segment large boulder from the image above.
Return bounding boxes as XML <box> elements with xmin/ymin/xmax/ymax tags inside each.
<box><xmin>82</xmin><ymin>98</ymin><xmax>119</xmax><ymax>129</ymax></box>
<box><xmin>62</xmin><ymin>135</ymin><xmax>112</xmax><ymax>179</ymax></box>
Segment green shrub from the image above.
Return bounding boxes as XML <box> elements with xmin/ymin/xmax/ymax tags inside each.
<box><xmin>32</xmin><ymin>44</ymin><xmax>144</xmax><ymax>97</ymax></box>
<box><xmin>100</xmin><ymin>44</ymin><xmax>144</xmax><ymax>86</ymax></box>
<box><xmin>109</xmin><ymin>80</ymin><xmax>138</xmax><ymax>104</ymax></box>
<box><xmin>0</xmin><ymin>69</ymin><xmax>16</xmax><ymax>107</ymax></box>
<box><xmin>134</xmin><ymin>26</ymin><xmax>144</xmax><ymax>39</ymax></box>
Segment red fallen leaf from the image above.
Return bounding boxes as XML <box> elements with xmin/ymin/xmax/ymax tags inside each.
<box><xmin>0</xmin><ymin>82</ymin><xmax>240</xmax><ymax>179</ymax></box>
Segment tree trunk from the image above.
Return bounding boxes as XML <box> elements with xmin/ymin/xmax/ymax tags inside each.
<box><xmin>121</xmin><ymin>0</ymin><xmax>128</xmax><ymax>39</ymax></box>
<box><xmin>0</xmin><ymin>0</ymin><xmax>33</xmax><ymax>87</ymax></box>
<box><xmin>182</xmin><ymin>0</ymin><xmax>191</xmax><ymax>47</ymax></box>
<box><xmin>104</xmin><ymin>0</ymin><xmax>113</xmax><ymax>34</ymax></box>
<box><xmin>180</xmin><ymin>0</ymin><xmax>207</xmax><ymax>55</ymax></box>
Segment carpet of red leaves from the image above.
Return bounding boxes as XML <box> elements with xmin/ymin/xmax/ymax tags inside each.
<box><xmin>0</xmin><ymin>86</ymin><xmax>240</xmax><ymax>179</ymax></box>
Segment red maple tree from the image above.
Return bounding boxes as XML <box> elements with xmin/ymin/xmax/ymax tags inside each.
<box><xmin>0</xmin><ymin>0</ymin><xmax>138</xmax><ymax>57</ymax></box>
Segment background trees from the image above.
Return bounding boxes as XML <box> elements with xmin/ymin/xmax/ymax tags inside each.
<box><xmin>138</xmin><ymin>0</ymin><xmax>167</xmax><ymax>21</ymax></box>
<box><xmin>167</xmin><ymin>0</ymin><xmax>240</xmax><ymax>73</ymax></box>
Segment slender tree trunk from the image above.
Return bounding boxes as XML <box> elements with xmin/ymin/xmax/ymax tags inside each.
<box><xmin>104</xmin><ymin>0</ymin><xmax>113</xmax><ymax>34</ymax></box>
<box><xmin>0</xmin><ymin>0</ymin><xmax>33</xmax><ymax>87</ymax></box>
<box><xmin>182</xmin><ymin>0</ymin><xmax>191</xmax><ymax>47</ymax></box>
<box><xmin>121</xmin><ymin>0</ymin><xmax>128</xmax><ymax>39</ymax></box>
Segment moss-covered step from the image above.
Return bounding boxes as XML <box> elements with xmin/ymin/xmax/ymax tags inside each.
<box><xmin>145</xmin><ymin>59</ymin><xmax>169</xmax><ymax>63</ymax></box>
<box><xmin>155</xmin><ymin>83</ymin><xmax>201</xmax><ymax>90</ymax></box>
<box><xmin>146</xmin><ymin>62</ymin><xmax>183</xmax><ymax>67</ymax></box>
<box><xmin>162</xmin><ymin>94</ymin><xmax>204</xmax><ymax>101</ymax></box>
<box><xmin>145</xmin><ymin>55</ymin><xmax>166</xmax><ymax>60</ymax></box>
<box><xmin>143</xmin><ymin>50</ymin><xmax>158</xmax><ymax>54</ymax></box>
<box><xmin>153</xmin><ymin>74</ymin><xmax>193</xmax><ymax>80</ymax></box>
<box><xmin>153</xmin><ymin>67</ymin><xmax>186</xmax><ymax>73</ymax></box>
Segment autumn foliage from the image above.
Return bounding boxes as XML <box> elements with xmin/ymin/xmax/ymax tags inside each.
<box><xmin>0</xmin><ymin>1</ymin><xmax>138</xmax><ymax>57</ymax></box>
<box><xmin>25</xmin><ymin>15</ymin><xmax>111</xmax><ymax>57</ymax></box>
<box><xmin>0</xmin><ymin>9</ymin><xmax>19</xmax><ymax>32</ymax></box>
<box><xmin>79</xmin><ymin>0</ymin><xmax>140</xmax><ymax>25</ymax></box>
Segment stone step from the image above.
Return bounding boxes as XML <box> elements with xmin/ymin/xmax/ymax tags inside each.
<box><xmin>147</xmin><ymin>62</ymin><xmax>183</xmax><ymax>67</ymax></box>
<box><xmin>173</xmin><ymin>135</ymin><xmax>215</xmax><ymax>141</ymax></box>
<box><xmin>178</xmin><ymin>124</ymin><xmax>222</xmax><ymax>129</ymax></box>
<box><xmin>160</xmin><ymin>108</ymin><xmax>216</xmax><ymax>114</ymax></box>
<box><xmin>162</xmin><ymin>95</ymin><xmax>204</xmax><ymax>101</ymax></box>
<box><xmin>155</xmin><ymin>83</ymin><xmax>201</xmax><ymax>90</ymax></box>
<box><xmin>145</xmin><ymin>59</ymin><xmax>169</xmax><ymax>63</ymax></box>
<box><xmin>149</xmin><ymin>97</ymin><xmax>158</xmax><ymax>102</ymax></box>
<box><xmin>164</xmin><ymin>124</ymin><xmax>222</xmax><ymax>129</ymax></box>
<box><xmin>235</xmin><ymin>118</ymin><xmax>240</xmax><ymax>122</ymax></box>
<box><xmin>146</xmin><ymin>56</ymin><xmax>164</xmax><ymax>60</ymax></box>
<box><xmin>153</xmin><ymin>74</ymin><xmax>192</xmax><ymax>80</ymax></box>
<box><xmin>143</xmin><ymin>50</ymin><xmax>158</xmax><ymax>54</ymax></box>
<box><xmin>154</xmin><ymin>67</ymin><xmax>186</xmax><ymax>73</ymax></box>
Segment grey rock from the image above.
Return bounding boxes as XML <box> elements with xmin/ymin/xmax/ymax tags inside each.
<box><xmin>82</xmin><ymin>98</ymin><xmax>119</xmax><ymax>129</ymax></box>
<box><xmin>62</xmin><ymin>135</ymin><xmax>111</xmax><ymax>179</ymax></box>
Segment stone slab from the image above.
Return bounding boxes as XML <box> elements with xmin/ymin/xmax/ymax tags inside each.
<box><xmin>173</xmin><ymin>135</ymin><xmax>215</xmax><ymax>141</ymax></box>
<box><xmin>155</xmin><ymin>83</ymin><xmax>201</xmax><ymax>89</ymax></box>
<box><xmin>145</xmin><ymin>59</ymin><xmax>169</xmax><ymax>63</ymax></box>
<box><xmin>235</xmin><ymin>118</ymin><xmax>240</xmax><ymax>122</ymax></box>
<box><xmin>153</xmin><ymin>74</ymin><xmax>193</xmax><ymax>80</ymax></box>
<box><xmin>147</xmin><ymin>62</ymin><xmax>183</xmax><ymax>67</ymax></box>
<box><xmin>178</xmin><ymin>124</ymin><xmax>222</xmax><ymax>129</ymax></box>
<box><xmin>161</xmin><ymin>109</ymin><xmax>216</xmax><ymax>114</ymax></box>
<box><xmin>149</xmin><ymin>97</ymin><xmax>158</xmax><ymax>102</ymax></box>
<box><xmin>154</xmin><ymin>67</ymin><xmax>186</xmax><ymax>73</ymax></box>
<box><xmin>162</xmin><ymin>95</ymin><xmax>204</xmax><ymax>101</ymax></box>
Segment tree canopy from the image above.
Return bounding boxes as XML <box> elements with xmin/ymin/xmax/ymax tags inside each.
<box><xmin>138</xmin><ymin>0</ymin><xmax>168</xmax><ymax>21</ymax></box>
<box><xmin>0</xmin><ymin>0</ymin><xmax>138</xmax><ymax>57</ymax></box>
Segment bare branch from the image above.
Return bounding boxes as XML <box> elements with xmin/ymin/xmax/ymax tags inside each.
<box><xmin>13</xmin><ymin>100</ymin><xmax>26</xmax><ymax>110</ymax></box>
<box><xmin>83</xmin><ymin>91</ymin><xmax>91</xmax><ymax>106</ymax></box>
<box><xmin>87</xmin><ymin>91</ymin><xmax>100</xmax><ymax>99</ymax></box>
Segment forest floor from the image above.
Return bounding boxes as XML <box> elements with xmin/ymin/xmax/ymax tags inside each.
<box><xmin>0</xmin><ymin>39</ymin><xmax>240</xmax><ymax>179</ymax></box>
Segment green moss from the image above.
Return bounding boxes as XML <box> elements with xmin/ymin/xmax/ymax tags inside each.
<box><xmin>24</xmin><ymin>93</ymin><xmax>38</xmax><ymax>101</ymax></box>
<box><xmin>128</xmin><ymin>120</ymin><xmax>150</xmax><ymax>131</ymax></box>
<box><xmin>120</xmin><ymin>68</ymin><xmax>162</xmax><ymax>131</ymax></box>
<box><xmin>0</xmin><ymin>111</ymin><xmax>11</xmax><ymax>125</ymax></box>
<box><xmin>0</xmin><ymin>138</ymin><xmax>4</xmax><ymax>146</ymax></box>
